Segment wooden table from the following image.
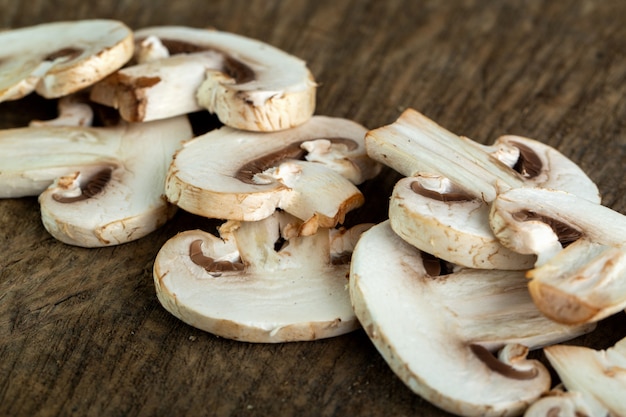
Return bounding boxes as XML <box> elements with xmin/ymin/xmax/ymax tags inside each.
<box><xmin>1</xmin><ymin>1</ymin><xmax>625</xmax><ymax>416</ymax></box>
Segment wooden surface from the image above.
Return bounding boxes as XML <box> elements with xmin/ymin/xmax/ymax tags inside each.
<box><xmin>1</xmin><ymin>1</ymin><xmax>626</xmax><ymax>416</ymax></box>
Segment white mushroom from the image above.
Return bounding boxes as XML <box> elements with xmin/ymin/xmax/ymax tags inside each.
<box><xmin>90</xmin><ymin>26</ymin><xmax>316</xmax><ymax>131</ymax></box>
<box><xmin>0</xmin><ymin>116</ymin><xmax>193</xmax><ymax>247</ymax></box>
<box><xmin>524</xmin><ymin>386</ymin><xmax>610</xmax><ymax>417</ymax></box>
<box><xmin>366</xmin><ymin>108</ymin><xmax>600</xmax><ymax>269</ymax></box>
<box><xmin>491</xmin><ymin>187</ymin><xmax>626</xmax><ymax>324</ymax></box>
<box><xmin>165</xmin><ymin>116</ymin><xmax>380</xmax><ymax>235</ymax></box>
<box><xmin>349</xmin><ymin>221</ymin><xmax>595</xmax><ymax>417</ymax></box>
<box><xmin>153</xmin><ymin>211</ymin><xmax>366</xmax><ymax>342</ymax></box>
<box><xmin>530</xmin><ymin>336</ymin><xmax>626</xmax><ymax>417</ymax></box>
<box><xmin>0</xmin><ymin>20</ymin><xmax>133</xmax><ymax>102</ymax></box>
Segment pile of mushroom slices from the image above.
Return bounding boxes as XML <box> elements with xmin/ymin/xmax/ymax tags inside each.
<box><xmin>0</xmin><ymin>20</ymin><xmax>194</xmax><ymax>247</ymax></box>
<box><xmin>154</xmin><ymin>116</ymin><xmax>382</xmax><ymax>343</ymax></box>
<box><xmin>0</xmin><ymin>20</ymin><xmax>319</xmax><ymax>247</ymax></box>
<box><xmin>350</xmin><ymin>108</ymin><xmax>626</xmax><ymax>416</ymax></box>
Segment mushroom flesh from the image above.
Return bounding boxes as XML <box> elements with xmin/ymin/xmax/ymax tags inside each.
<box><xmin>90</xmin><ymin>26</ymin><xmax>317</xmax><ymax>131</ymax></box>
<box><xmin>165</xmin><ymin>116</ymin><xmax>380</xmax><ymax>235</ymax></box>
<box><xmin>0</xmin><ymin>115</ymin><xmax>193</xmax><ymax>247</ymax></box>
<box><xmin>349</xmin><ymin>221</ymin><xmax>594</xmax><ymax>417</ymax></box>
<box><xmin>153</xmin><ymin>211</ymin><xmax>367</xmax><ymax>342</ymax></box>
<box><xmin>491</xmin><ymin>187</ymin><xmax>626</xmax><ymax>324</ymax></box>
<box><xmin>0</xmin><ymin>20</ymin><xmax>133</xmax><ymax>102</ymax></box>
<box><xmin>366</xmin><ymin>108</ymin><xmax>600</xmax><ymax>270</ymax></box>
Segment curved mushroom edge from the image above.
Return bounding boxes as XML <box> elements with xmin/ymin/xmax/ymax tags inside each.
<box><xmin>164</xmin><ymin>116</ymin><xmax>381</xmax><ymax>232</ymax></box>
<box><xmin>347</xmin><ymin>221</ymin><xmax>600</xmax><ymax>417</ymax></box>
<box><xmin>0</xmin><ymin>19</ymin><xmax>134</xmax><ymax>101</ymax></box>
<box><xmin>153</xmin><ymin>212</ymin><xmax>371</xmax><ymax>343</ymax></box>
<box><xmin>90</xmin><ymin>25</ymin><xmax>317</xmax><ymax>131</ymax></box>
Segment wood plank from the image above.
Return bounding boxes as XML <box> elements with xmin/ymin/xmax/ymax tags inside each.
<box><xmin>1</xmin><ymin>1</ymin><xmax>625</xmax><ymax>416</ymax></box>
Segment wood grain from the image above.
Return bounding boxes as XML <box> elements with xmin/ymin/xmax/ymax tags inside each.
<box><xmin>1</xmin><ymin>1</ymin><xmax>625</xmax><ymax>416</ymax></box>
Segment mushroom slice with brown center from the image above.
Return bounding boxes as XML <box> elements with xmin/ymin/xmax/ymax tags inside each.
<box><xmin>90</xmin><ymin>26</ymin><xmax>316</xmax><ymax>131</ymax></box>
<box><xmin>165</xmin><ymin>116</ymin><xmax>380</xmax><ymax>235</ymax></box>
<box><xmin>490</xmin><ymin>187</ymin><xmax>626</xmax><ymax>324</ymax></box>
<box><xmin>0</xmin><ymin>116</ymin><xmax>193</xmax><ymax>247</ymax></box>
<box><xmin>0</xmin><ymin>20</ymin><xmax>133</xmax><ymax>102</ymax></box>
<box><xmin>153</xmin><ymin>211</ymin><xmax>367</xmax><ymax>342</ymax></box>
<box><xmin>366</xmin><ymin>108</ymin><xmax>600</xmax><ymax>270</ymax></box>
<box><xmin>349</xmin><ymin>221</ymin><xmax>595</xmax><ymax>417</ymax></box>
<box><xmin>526</xmin><ymin>336</ymin><xmax>626</xmax><ymax>417</ymax></box>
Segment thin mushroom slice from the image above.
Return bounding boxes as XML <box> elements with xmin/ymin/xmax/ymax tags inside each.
<box><xmin>153</xmin><ymin>211</ymin><xmax>366</xmax><ymax>342</ymax></box>
<box><xmin>0</xmin><ymin>20</ymin><xmax>133</xmax><ymax>102</ymax></box>
<box><xmin>90</xmin><ymin>26</ymin><xmax>316</xmax><ymax>131</ymax></box>
<box><xmin>491</xmin><ymin>187</ymin><xmax>626</xmax><ymax>324</ymax></box>
<box><xmin>524</xmin><ymin>386</ymin><xmax>609</xmax><ymax>417</ymax></box>
<box><xmin>0</xmin><ymin>116</ymin><xmax>192</xmax><ymax>246</ymax></box>
<box><xmin>349</xmin><ymin>221</ymin><xmax>595</xmax><ymax>417</ymax></box>
<box><xmin>537</xmin><ymin>336</ymin><xmax>626</xmax><ymax>417</ymax></box>
<box><xmin>165</xmin><ymin>116</ymin><xmax>380</xmax><ymax>235</ymax></box>
<box><xmin>36</xmin><ymin>116</ymin><xmax>192</xmax><ymax>247</ymax></box>
<box><xmin>366</xmin><ymin>108</ymin><xmax>600</xmax><ymax>269</ymax></box>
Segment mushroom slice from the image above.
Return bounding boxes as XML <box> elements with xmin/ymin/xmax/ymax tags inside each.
<box><xmin>366</xmin><ymin>108</ymin><xmax>600</xmax><ymax>269</ymax></box>
<box><xmin>524</xmin><ymin>387</ymin><xmax>609</xmax><ymax>417</ymax></box>
<box><xmin>165</xmin><ymin>116</ymin><xmax>380</xmax><ymax>235</ymax></box>
<box><xmin>0</xmin><ymin>116</ymin><xmax>192</xmax><ymax>246</ymax></box>
<box><xmin>491</xmin><ymin>187</ymin><xmax>626</xmax><ymax>324</ymax></box>
<box><xmin>90</xmin><ymin>26</ymin><xmax>316</xmax><ymax>131</ymax></box>
<box><xmin>350</xmin><ymin>221</ymin><xmax>595</xmax><ymax>417</ymax></box>
<box><xmin>0</xmin><ymin>20</ymin><xmax>133</xmax><ymax>102</ymax></box>
<box><xmin>536</xmin><ymin>336</ymin><xmax>626</xmax><ymax>416</ymax></box>
<box><xmin>153</xmin><ymin>211</ymin><xmax>365</xmax><ymax>342</ymax></box>
<box><xmin>36</xmin><ymin>116</ymin><xmax>192</xmax><ymax>247</ymax></box>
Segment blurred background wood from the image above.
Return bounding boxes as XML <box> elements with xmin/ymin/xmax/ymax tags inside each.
<box><xmin>1</xmin><ymin>1</ymin><xmax>625</xmax><ymax>416</ymax></box>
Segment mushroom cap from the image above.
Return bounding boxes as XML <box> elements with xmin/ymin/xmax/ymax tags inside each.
<box><xmin>542</xmin><ymin>336</ymin><xmax>626</xmax><ymax>416</ymax></box>
<box><xmin>153</xmin><ymin>211</ymin><xmax>361</xmax><ymax>342</ymax></box>
<box><xmin>90</xmin><ymin>25</ymin><xmax>317</xmax><ymax>131</ymax></box>
<box><xmin>165</xmin><ymin>116</ymin><xmax>379</xmax><ymax>232</ymax></box>
<box><xmin>350</xmin><ymin>221</ymin><xmax>595</xmax><ymax>416</ymax></box>
<box><xmin>36</xmin><ymin>116</ymin><xmax>193</xmax><ymax>247</ymax></box>
<box><xmin>0</xmin><ymin>20</ymin><xmax>133</xmax><ymax>101</ymax></box>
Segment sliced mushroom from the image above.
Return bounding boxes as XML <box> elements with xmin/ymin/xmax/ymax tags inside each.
<box><xmin>534</xmin><ymin>336</ymin><xmax>626</xmax><ymax>417</ymax></box>
<box><xmin>165</xmin><ymin>116</ymin><xmax>380</xmax><ymax>235</ymax></box>
<box><xmin>153</xmin><ymin>211</ymin><xmax>366</xmax><ymax>342</ymax></box>
<box><xmin>0</xmin><ymin>20</ymin><xmax>133</xmax><ymax>102</ymax></box>
<box><xmin>90</xmin><ymin>26</ymin><xmax>316</xmax><ymax>131</ymax></box>
<box><xmin>349</xmin><ymin>221</ymin><xmax>595</xmax><ymax>417</ymax></box>
<box><xmin>0</xmin><ymin>116</ymin><xmax>193</xmax><ymax>246</ymax></box>
<box><xmin>366</xmin><ymin>108</ymin><xmax>600</xmax><ymax>269</ymax></box>
<box><xmin>491</xmin><ymin>187</ymin><xmax>626</xmax><ymax>324</ymax></box>
<box><xmin>524</xmin><ymin>386</ymin><xmax>609</xmax><ymax>417</ymax></box>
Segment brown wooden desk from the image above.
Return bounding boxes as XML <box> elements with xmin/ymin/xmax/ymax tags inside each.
<box><xmin>2</xmin><ymin>1</ymin><xmax>625</xmax><ymax>416</ymax></box>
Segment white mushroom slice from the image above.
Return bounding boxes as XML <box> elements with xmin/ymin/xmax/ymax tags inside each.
<box><xmin>366</xmin><ymin>108</ymin><xmax>600</xmax><ymax>269</ymax></box>
<box><xmin>0</xmin><ymin>116</ymin><xmax>192</xmax><ymax>246</ymax></box>
<box><xmin>0</xmin><ymin>20</ymin><xmax>133</xmax><ymax>102</ymax></box>
<box><xmin>36</xmin><ymin>116</ymin><xmax>192</xmax><ymax>247</ymax></box>
<box><xmin>491</xmin><ymin>187</ymin><xmax>626</xmax><ymax>324</ymax></box>
<box><xmin>165</xmin><ymin>116</ymin><xmax>380</xmax><ymax>235</ymax></box>
<box><xmin>90</xmin><ymin>26</ymin><xmax>316</xmax><ymax>131</ymax></box>
<box><xmin>524</xmin><ymin>387</ymin><xmax>609</xmax><ymax>417</ymax></box>
<box><xmin>350</xmin><ymin>221</ymin><xmax>595</xmax><ymax>417</ymax></box>
<box><xmin>153</xmin><ymin>212</ymin><xmax>365</xmax><ymax>342</ymax></box>
<box><xmin>537</xmin><ymin>337</ymin><xmax>626</xmax><ymax>416</ymax></box>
